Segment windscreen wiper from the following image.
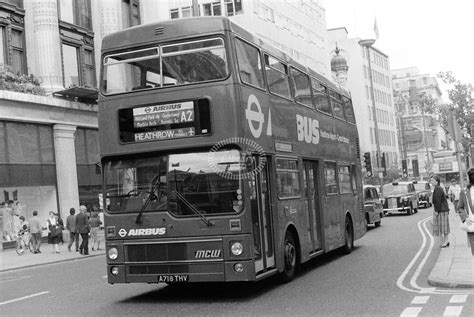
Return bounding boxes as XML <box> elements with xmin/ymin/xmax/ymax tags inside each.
<box><xmin>173</xmin><ymin>190</ymin><xmax>214</xmax><ymax>226</ymax></box>
<box><xmin>135</xmin><ymin>182</ymin><xmax>161</xmax><ymax>224</ymax></box>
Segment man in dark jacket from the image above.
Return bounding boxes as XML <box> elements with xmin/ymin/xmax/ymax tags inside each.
<box><xmin>76</xmin><ymin>205</ymin><xmax>90</xmax><ymax>255</ymax></box>
<box><xmin>66</xmin><ymin>208</ymin><xmax>79</xmax><ymax>252</ymax></box>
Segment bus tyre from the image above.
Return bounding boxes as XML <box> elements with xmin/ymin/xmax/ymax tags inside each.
<box><xmin>342</xmin><ymin>217</ymin><xmax>354</xmax><ymax>254</ymax></box>
<box><xmin>374</xmin><ymin>220</ymin><xmax>381</xmax><ymax>227</ymax></box>
<box><xmin>280</xmin><ymin>231</ymin><xmax>297</xmax><ymax>283</ymax></box>
<box><xmin>407</xmin><ymin>205</ymin><xmax>413</xmax><ymax>215</ymax></box>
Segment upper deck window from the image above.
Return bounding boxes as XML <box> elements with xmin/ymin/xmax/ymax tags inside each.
<box><xmin>311</xmin><ymin>78</ymin><xmax>331</xmax><ymax>114</ymax></box>
<box><xmin>342</xmin><ymin>96</ymin><xmax>356</xmax><ymax>124</ymax></box>
<box><xmin>290</xmin><ymin>67</ymin><xmax>312</xmax><ymax>108</ymax></box>
<box><xmin>235</xmin><ymin>38</ymin><xmax>264</xmax><ymax>89</ymax></box>
<box><xmin>330</xmin><ymin>90</ymin><xmax>345</xmax><ymax>120</ymax></box>
<box><xmin>264</xmin><ymin>54</ymin><xmax>291</xmax><ymax>98</ymax></box>
<box><xmin>102</xmin><ymin>38</ymin><xmax>228</xmax><ymax>95</ymax></box>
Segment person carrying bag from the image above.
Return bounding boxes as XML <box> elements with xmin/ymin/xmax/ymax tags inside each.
<box><xmin>457</xmin><ymin>168</ymin><xmax>474</xmax><ymax>254</ymax></box>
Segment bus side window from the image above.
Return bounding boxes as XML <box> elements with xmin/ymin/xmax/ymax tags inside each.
<box><xmin>310</xmin><ymin>78</ymin><xmax>331</xmax><ymax>114</ymax></box>
<box><xmin>324</xmin><ymin>161</ymin><xmax>338</xmax><ymax>195</ymax></box>
<box><xmin>343</xmin><ymin>96</ymin><xmax>356</xmax><ymax>124</ymax></box>
<box><xmin>235</xmin><ymin>38</ymin><xmax>264</xmax><ymax>89</ymax></box>
<box><xmin>264</xmin><ymin>54</ymin><xmax>291</xmax><ymax>98</ymax></box>
<box><xmin>330</xmin><ymin>91</ymin><xmax>345</xmax><ymax>121</ymax></box>
<box><xmin>290</xmin><ymin>67</ymin><xmax>313</xmax><ymax>108</ymax></box>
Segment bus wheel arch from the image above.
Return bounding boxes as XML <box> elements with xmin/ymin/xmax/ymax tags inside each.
<box><xmin>280</xmin><ymin>225</ymin><xmax>300</xmax><ymax>283</ymax></box>
<box><xmin>342</xmin><ymin>213</ymin><xmax>354</xmax><ymax>254</ymax></box>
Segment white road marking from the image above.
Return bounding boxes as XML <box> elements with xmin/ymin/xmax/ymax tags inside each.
<box><xmin>411</xmin><ymin>296</ymin><xmax>429</xmax><ymax>304</ymax></box>
<box><xmin>449</xmin><ymin>295</ymin><xmax>467</xmax><ymax>303</ymax></box>
<box><xmin>0</xmin><ymin>276</ymin><xmax>31</xmax><ymax>284</ymax></box>
<box><xmin>0</xmin><ymin>291</ymin><xmax>49</xmax><ymax>306</ymax></box>
<box><xmin>443</xmin><ymin>306</ymin><xmax>463</xmax><ymax>316</ymax></box>
<box><xmin>400</xmin><ymin>306</ymin><xmax>422</xmax><ymax>317</ymax></box>
<box><xmin>397</xmin><ymin>216</ymin><xmax>474</xmax><ymax>295</ymax></box>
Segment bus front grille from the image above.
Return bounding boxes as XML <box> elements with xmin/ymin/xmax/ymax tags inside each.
<box><xmin>128</xmin><ymin>263</ymin><xmax>223</xmax><ymax>274</ymax></box>
<box><xmin>126</xmin><ymin>243</ymin><xmax>187</xmax><ymax>262</ymax></box>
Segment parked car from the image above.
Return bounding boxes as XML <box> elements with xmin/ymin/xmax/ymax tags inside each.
<box><xmin>381</xmin><ymin>182</ymin><xmax>419</xmax><ymax>215</ymax></box>
<box><xmin>363</xmin><ymin>185</ymin><xmax>383</xmax><ymax>227</ymax></box>
<box><xmin>413</xmin><ymin>181</ymin><xmax>432</xmax><ymax>208</ymax></box>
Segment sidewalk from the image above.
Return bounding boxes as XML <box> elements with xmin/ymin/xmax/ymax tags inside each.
<box><xmin>0</xmin><ymin>230</ymin><xmax>106</xmax><ymax>272</ymax></box>
<box><xmin>0</xmin><ymin>246</ymin><xmax>105</xmax><ymax>272</ymax></box>
<box><xmin>427</xmin><ymin>211</ymin><xmax>474</xmax><ymax>289</ymax></box>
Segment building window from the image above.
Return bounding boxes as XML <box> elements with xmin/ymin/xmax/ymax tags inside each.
<box><xmin>59</xmin><ymin>0</ymin><xmax>97</xmax><ymax>89</ymax></box>
<box><xmin>0</xmin><ymin>6</ymin><xmax>26</xmax><ymax>75</ymax></box>
<box><xmin>170</xmin><ymin>8</ymin><xmax>179</xmax><ymax>19</ymax></box>
<box><xmin>59</xmin><ymin>0</ymin><xmax>92</xmax><ymax>30</ymax></box>
<box><xmin>0</xmin><ymin>26</ymin><xmax>6</xmax><ymax>68</ymax></box>
<box><xmin>224</xmin><ymin>0</ymin><xmax>242</xmax><ymax>16</ymax></box>
<box><xmin>62</xmin><ymin>43</ymin><xmax>79</xmax><ymax>87</ymax></box>
<box><xmin>122</xmin><ymin>0</ymin><xmax>140</xmax><ymax>28</ymax></box>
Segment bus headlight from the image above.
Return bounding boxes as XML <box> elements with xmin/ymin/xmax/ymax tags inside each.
<box><xmin>231</xmin><ymin>242</ymin><xmax>243</xmax><ymax>256</ymax></box>
<box><xmin>111</xmin><ymin>266</ymin><xmax>119</xmax><ymax>276</ymax></box>
<box><xmin>108</xmin><ymin>247</ymin><xmax>118</xmax><ymax>260</ymax></box>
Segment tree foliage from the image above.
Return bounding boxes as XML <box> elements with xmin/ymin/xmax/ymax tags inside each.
<box><xmin>437</xmin><ymin>71</ymin><xmax>474</xmax><ymax>138</ymax></box>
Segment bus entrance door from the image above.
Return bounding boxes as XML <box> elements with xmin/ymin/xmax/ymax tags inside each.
<box><xmin>250</xmin><ymin>156</ymin><xmax>275</xmax><ymax>274</ymax></box>
<box><xmin>304</xmin><ymin>161</ymin><xmax>322</xmax><ymax>252</ymax></box>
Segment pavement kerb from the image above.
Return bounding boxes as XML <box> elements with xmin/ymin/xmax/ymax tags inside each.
<box><xmin>0</xmin><ymin>252</ymin><xmax>105</xmax><ymax>273</ymax></box>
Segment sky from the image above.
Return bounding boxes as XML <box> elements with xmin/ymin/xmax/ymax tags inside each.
<box><xmin>323</xmin><ymin>0</ymin><xmax>474</xmax><ymax>91</ymax></box>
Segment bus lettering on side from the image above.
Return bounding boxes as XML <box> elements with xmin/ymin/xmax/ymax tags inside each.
<box><xmin>296</xmin><ymin>114</ymin><xmax>320</xmax><ymax>145</ymax></box>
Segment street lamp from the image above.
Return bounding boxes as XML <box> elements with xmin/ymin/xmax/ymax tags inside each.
<box><xmin>359</xmin><ymin>39</ymin><xmax>383</xmax><ymax>188</ymax></box>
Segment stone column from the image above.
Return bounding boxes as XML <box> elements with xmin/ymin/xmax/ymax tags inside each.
<box><xmin>54</xmin><ymin>124</ymin><xmax>79</xmax><ymax>219</ymax></box>
<box><xmin>32</xmin><ymin>0</ymin><xmax>63</xmax><ymax>93</ymax></box>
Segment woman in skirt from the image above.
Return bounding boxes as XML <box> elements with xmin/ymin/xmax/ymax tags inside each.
<box><xmin>431</xmin><ymin>175</ymin><xmax>450</xmax><ymax>247</ymax></box>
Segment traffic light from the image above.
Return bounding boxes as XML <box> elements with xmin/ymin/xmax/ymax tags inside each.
<box><xmin>363</xmin><ymin>152</ymin><xmax>372</xmax><ymax>177</ymax></box>
<box><xmin>381</xmin><ymin>153</ymin><xmax>387</xmax><ymax>176</ymax></box>
<box><xmin>402</xmin><ymin>159</ymin><xmax>408</xmax><ymax>178</ymax></box>
<box><xmin>412</xmin><ymin>159</ymin><xmax>419</xmax><ymax>177</ymax></box>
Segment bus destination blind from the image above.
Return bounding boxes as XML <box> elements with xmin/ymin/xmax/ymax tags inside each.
<box><xmin>132</xmin><ymin>101</ymin><xmax>195</xmax><ymax>142</ymax></box>
<box><xmin>133</xmin><ymin>101</ymin><xmax>194</xmax><ymax>128</ymax></box>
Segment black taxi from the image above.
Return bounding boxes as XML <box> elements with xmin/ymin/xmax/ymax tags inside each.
<box><xmin>363</xmin><ymin>185</ymin><xmax>382</xmax><ymax>227</ymax></box>
<box><xmin>413</xmin><ymin>181</ymin><xmax>432</xmax><ymax>208</ymax></box>
<box><xmin>381</xmin><ymin>182</ymin><xmax>419</xmax><ymax>215</ymax></box>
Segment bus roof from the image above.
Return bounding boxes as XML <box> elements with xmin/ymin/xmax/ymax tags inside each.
<box><xmin>101</xmin><ymin>16</ymin><xmax>349</xmax><ymax>98</ymax></box>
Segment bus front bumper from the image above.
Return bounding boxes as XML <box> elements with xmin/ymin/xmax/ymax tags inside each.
<box><xmin>107</xmin><ymin>260</ymin><xmax>255</xmax><ymax>284</ymax></box>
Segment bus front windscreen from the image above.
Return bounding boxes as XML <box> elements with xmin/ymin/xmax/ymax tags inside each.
<box><xmin>102</xmin><ymin>38</ymin><xmax>228</xmax><ymax>94</ymax></box>
<box><xmin>105</xmin><ymin>150</ymin><xmax>244</xmax><ymax>216</ymax></box>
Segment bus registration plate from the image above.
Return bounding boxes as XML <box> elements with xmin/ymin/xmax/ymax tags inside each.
<box><xmin>157</xmin><ymin>274</ymin><xmax>189</xmax><ymax>283</ymax></box>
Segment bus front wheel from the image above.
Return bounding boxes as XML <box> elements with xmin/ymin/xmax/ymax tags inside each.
<box><xmin>342</xmin><ymin>217</ymin><xmax>354</xmax><ymax>254</ymax></box>
<box><xmin>280</xmin><ymin>231</ymin><xmax>297</xmax><ymax>283</ymax></box>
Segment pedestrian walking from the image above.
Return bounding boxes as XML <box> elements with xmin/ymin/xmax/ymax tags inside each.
<box><xmin>28</xmin><ymin>210</ymin><xmax>43</xmax><ymax>253</ymax></box>
<box><xmin>46</xmin><ymin>211</ymin><xmax>63</xmax><ymax>253</ymax></box>
<box><xmin>457</xmin><ymin>168</ymin><xmax>474</xmax><ymax>255</ymax></box>
<box><xmin>76</xmin><ymin>205</ymin><xmax>90</xmax><ymax>255</ymax></box>
<box><xmin>66</xmin><ymin>208</ymin><xmax>79</xmax><ymax>252</ymax></box>
<box><xmin>448</xmin><ymin>178</ymin><xmax>461</xmax><ymax>212</ymax></box>
<box><xmin>89</xmin><ymin>212</ymin><xmax>102</xmax><ymax>251</ymax></box>
<box><xmin>430</xmin><ymin>175</ymin><xmax>450</xmax><ymax>248</ymax></box>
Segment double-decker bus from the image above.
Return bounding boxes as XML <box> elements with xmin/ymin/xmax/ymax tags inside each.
<box><xmin>99</xmin><ymin>17</ymin><xmax>365</xmax><ymax>284</ymax></box>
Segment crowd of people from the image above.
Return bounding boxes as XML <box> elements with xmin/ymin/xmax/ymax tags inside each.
<box><xmin>14</xmin><ymin>205</ymin><xmax>103</xmax><ymax>255</ymax></box>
